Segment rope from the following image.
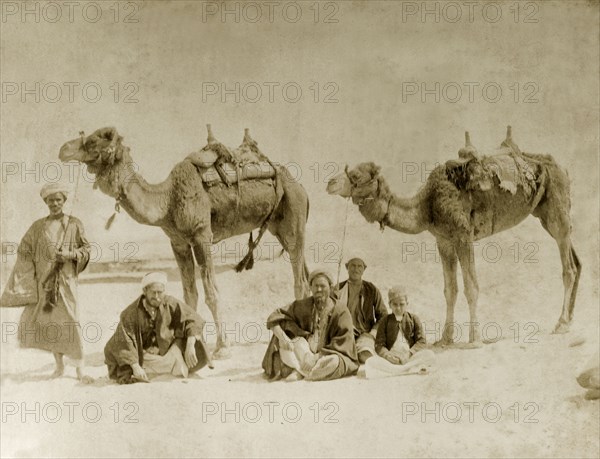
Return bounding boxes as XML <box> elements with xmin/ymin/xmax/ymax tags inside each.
<box><xmin>54</xmin><ymin>160</ymin><xmax>83</xmax><ymax>249</ymax></box>
<box><xmin>335</xmin><ymin>197</ymin><xmax>351</xmax><ymax>286</ymax></box>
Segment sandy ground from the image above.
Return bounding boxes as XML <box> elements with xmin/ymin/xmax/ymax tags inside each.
<box><xmin>1</xmin><ymin>221</ymin><xmax>598</xmax><ymax>458</ymax></box>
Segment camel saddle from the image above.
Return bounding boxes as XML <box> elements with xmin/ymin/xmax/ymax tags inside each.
<box><xmin>445</xmin><ymin>147</ymin><xmax>538</xmax><ymax>198</ymax></box>
<box><xmin>186</xmin><ymin>142</ymin><xmax>276</xmax><ymax>186</ymax></box>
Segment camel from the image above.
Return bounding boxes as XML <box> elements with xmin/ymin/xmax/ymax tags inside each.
<box><xmin>59</xmin><ymin>126</ymin><xmax>310</xmax><ymax>356</ymax></box>
<box><xmin>326</xmin><ymin>127</ymin><xmax>581</xmax><ymax>345</ymax></box>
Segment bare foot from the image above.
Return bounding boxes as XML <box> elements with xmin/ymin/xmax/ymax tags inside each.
<box><xmin>212</xmin><ymin>346</ymin><xmax>232</xmax><ymax>360</ymax></box>
<box><xmin>284</xmin><ymin>370</ymin><xmax>304</xmax><ymax>382</ymax></box>
<box><xmin>434</xmin><ymin>338</ymin><xmax>453</xmax><ymax>347</ymax></box>
<box><xmin>76</xmin><ymin>368</ymin><xmax>94</xmax><ymax>384</ymax></box>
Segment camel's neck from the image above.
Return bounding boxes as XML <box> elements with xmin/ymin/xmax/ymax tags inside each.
<box><xmin>356</xmin><ymin>181</ymin><xmax>427</xmax><ymax>235</ymax></box>
<box><xmin>384</xmin><ymin>194</ymin><xmax>427</xmax><ymax>234</ymax></box>
<box><xmin>94</xmin><ymin>149</ymin><xmax>171</xmax><ymax>226</ymax></box>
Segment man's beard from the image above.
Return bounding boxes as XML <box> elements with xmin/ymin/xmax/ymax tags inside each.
<box><xmin>314</xmin><ymin>295</ymin><xmax>328</xmax><ymax>306</ymax></box>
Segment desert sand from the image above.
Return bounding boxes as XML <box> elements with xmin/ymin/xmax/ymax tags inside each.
<box><xmin>1</xmin><ymin>218</ymin><xmax>599</xmax><ymax>457</ymax></box>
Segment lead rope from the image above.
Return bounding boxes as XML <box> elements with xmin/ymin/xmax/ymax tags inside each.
<box><xmin>335</xmin><ymin>197</ymin><xmax>351</xmax><ymax>287</ymax></box>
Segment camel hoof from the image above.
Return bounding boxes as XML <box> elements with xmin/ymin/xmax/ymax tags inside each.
<box><xmin>552</xmin><ymin>322</ymin><xmax>570</xmax><ymax>334</ymax></box>
<box><xmin>49</xmin><ymin>368</ymin><xmax>65</xmax><ymax>379</ymax></box>
<box><xmin>212</xmin><ymin>346</ymin><xmax>232</xmax><ymax>360</ymax></box>
<box><xmin>465</xmin><ymin>341</ymin><xmax>483</xmax><ymax>349</ymax></box>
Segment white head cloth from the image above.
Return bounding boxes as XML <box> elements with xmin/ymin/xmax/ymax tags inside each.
<box><xmin>40</xmin><ymin>183</ymin><xmax>69</xmax><ymax>200</ymax></box>
<box><xmin>141</xmin><ymin>272</ymin><xmax>168</xmax><ymax>289</ymax></box>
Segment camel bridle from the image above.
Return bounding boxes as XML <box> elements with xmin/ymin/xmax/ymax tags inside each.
<box><xmin>344</xmin><ymin>165</ymin><xmax>392</xmax><ymax>231</ymax></box>
<box><xmin>77</xmin><ymin>129</ymin><xmax>125</xmax><ymax>228</ymax></box>
<box><xmin>344</xmin><ymin>164</ymin><xmax>378</xmax><ymax>203</ymax></box>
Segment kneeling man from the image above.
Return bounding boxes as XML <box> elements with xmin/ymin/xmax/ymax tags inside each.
<box><xmin>365</xmin><ymin>285</ymin><xmax>435</xmax><ymax>379</ymax></box>
<box><xmin>104</xmin><ymin>272</ymin><xmax>212</xmax><ymax>384</ymax></box>
<box><xmin>262</xmin><ymin>270</ymin><xmax>359</xmax><ymax>381</ymax></box>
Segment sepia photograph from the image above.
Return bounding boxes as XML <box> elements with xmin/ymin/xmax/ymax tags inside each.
<box><xmin>1</xmin><ymin>1</ymin><xmax>599</xmax><ymax>457</ymax></box>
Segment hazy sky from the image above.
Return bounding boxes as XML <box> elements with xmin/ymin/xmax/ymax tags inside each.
<box><xmin>1</xmin><ymin>1</ymin><xmax>598</xmax><ymax>269</ymax></box>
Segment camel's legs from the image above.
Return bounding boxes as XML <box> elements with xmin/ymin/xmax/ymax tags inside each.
<box><xmin>275</xmin><ymin>174</ymin><xmax>310</xmax><ymax>299</ymax></box>
<box><xmin>170</xmin><ymin>240</ymin><xmax>199</xmax><ymax>308</ymax></box>
<box><xmin>567</xmin><ymin>247</ymin><xmax>581</xmax><ymax>321</ymax></box>
<box><xmin>192</xmin><ymin>232</ymin><xmax>230</xmax><ymax>357</ymax></box>
<box><xmin>554</xmin><ymin>240</ymin><xmax>581</xmax><ymax>330</ymax></box>
<box><xmin>533</xmin><ymin>176</ymin><xmax>582</xmax><ymax>333</ymax></box>
<box><xmin>270</xmin><ymin>226</ymin><xmax>310</xmax><ymax>300</ymax></box>
<box><xmin>536</xmin><ymin>215</ymin><xmax>581</xmax><ymax>333</ymax></box>
<box><xmin>456</xmin><ymin>242</ymin><xmax>480</xmax><ymax>343</ymax></box>
<box><xmin>437</xmin><ymin>239</ymin><xmax>459</xmax><ymax>344</ymax></box>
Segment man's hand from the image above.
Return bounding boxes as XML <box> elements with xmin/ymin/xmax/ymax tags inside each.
<box><xmin>55</xmin><ymin>250</ymin><xmax>74</xmax><ymax>263</ymax></box>
<box><xmin>185</xmin><ymin>337</ymin><xmax>198</xmax><ymax>368</ymax></box>
<box><xmin>383</xmin><ymin>352</ymin><xmax>402</xmax><ymax>365</ymax></box>
<box><xmin>390</xmin><ymin>348</ymin><xmax>410</xmax><ymax>365</ymax></box>
<box><xmin>131</xmin><ymin>363</ymin><xmax>149</xmax><ymax>382</ymax></box>
<box><xmin>299</xmin><ymin>352</ymin><xmax>318</xmax><ymax>373</ymax></box>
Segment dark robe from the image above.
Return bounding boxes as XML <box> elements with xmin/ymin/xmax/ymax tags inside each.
<box><xmin>104</xmin><ymin>294</ymin><xmax>209</xmax><ymax>383</ymax></box>
<box><xmin>375</xmin><ymin>312</ymin><xmax>427</xmax><ymax>354</ymax></box>
<box><xmin>337</xmin><ymin>279</ymin><xmax>388</xmax><ymax>335</ymax></box>
<box><xmin>262</xmin><ymin>296</ymin><xmax>359</xmax><ymax>380</ymax></box>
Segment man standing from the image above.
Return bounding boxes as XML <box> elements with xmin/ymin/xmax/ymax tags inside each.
<box><xmin>1</xmin><ymin>183</ymin><xmax>92</xmax><ymax>382</ymax></box>
<box><xmin>337</xmin><ymin>256</ymin><xmax>388</xmax><ymax>363</ymax></box>
<box><xmin>104</xmin><ymin>272</ymin><xmax>212</xmax><ymax>384</ymax></box>
<box><xmin>262</xmin><ymin>270</ymin><xmax>358</xmax><ymax>381</ymax></box>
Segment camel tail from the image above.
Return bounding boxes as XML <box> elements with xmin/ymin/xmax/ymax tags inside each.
<box><xmin>235</xmin><ymin>232</ymin><xmax>255</xmax><ymax>272</ymax></box>
<box><xmin>235</xmin><ymin>220</ymin><xmax>270</xmax><ymax>272</ymax></box>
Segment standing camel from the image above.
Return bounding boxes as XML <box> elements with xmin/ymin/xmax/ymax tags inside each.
<box><xmin>327</xmin><ymin>127</ymin><xmax>581</xmax><ymax>345</ymax></box>
<box><xmin>59</xmin><ymin>126</ymin><xmax>310</xmax><ymax>356</ymax></box>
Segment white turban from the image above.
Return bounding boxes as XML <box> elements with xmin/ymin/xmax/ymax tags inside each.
<box><xmin>141</xmin><ymin>272</ymin><xmax>168</xmax><ymax>289</ymax></box>
<box><xmin>40</xmin><ymin>183</ymin><xmax>69</xmax><ymax>200</ymax></box>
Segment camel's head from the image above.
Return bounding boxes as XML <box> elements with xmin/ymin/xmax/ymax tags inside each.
<box><xmin>59</xmin><ymin>127</ymin><xmax>126</xmax><ymax>174</ymax></box>
<box><xmin>327</xmin><ymin>162</ymin><xmax>382</xmax><ymax>202</ymax></box>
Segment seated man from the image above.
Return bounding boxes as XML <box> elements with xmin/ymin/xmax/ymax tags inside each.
<box><xmin>365</xmin><ymin>285</ymin><xmax>435</xmax><ymax>379</ymax></box>
<box><xmin>337</xmin><ymin>256</ymin><xmax>388</xmax><ymax>363</ymax></box>
<box><xmin>104</xmin><ymin>272</ymin><xmax>212</xmax><ymax>384</ymax></box>
<box><xmin>262</xmin><ymin>270</ymin><xmax>359</xmax><ymax>381</ymax></box>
